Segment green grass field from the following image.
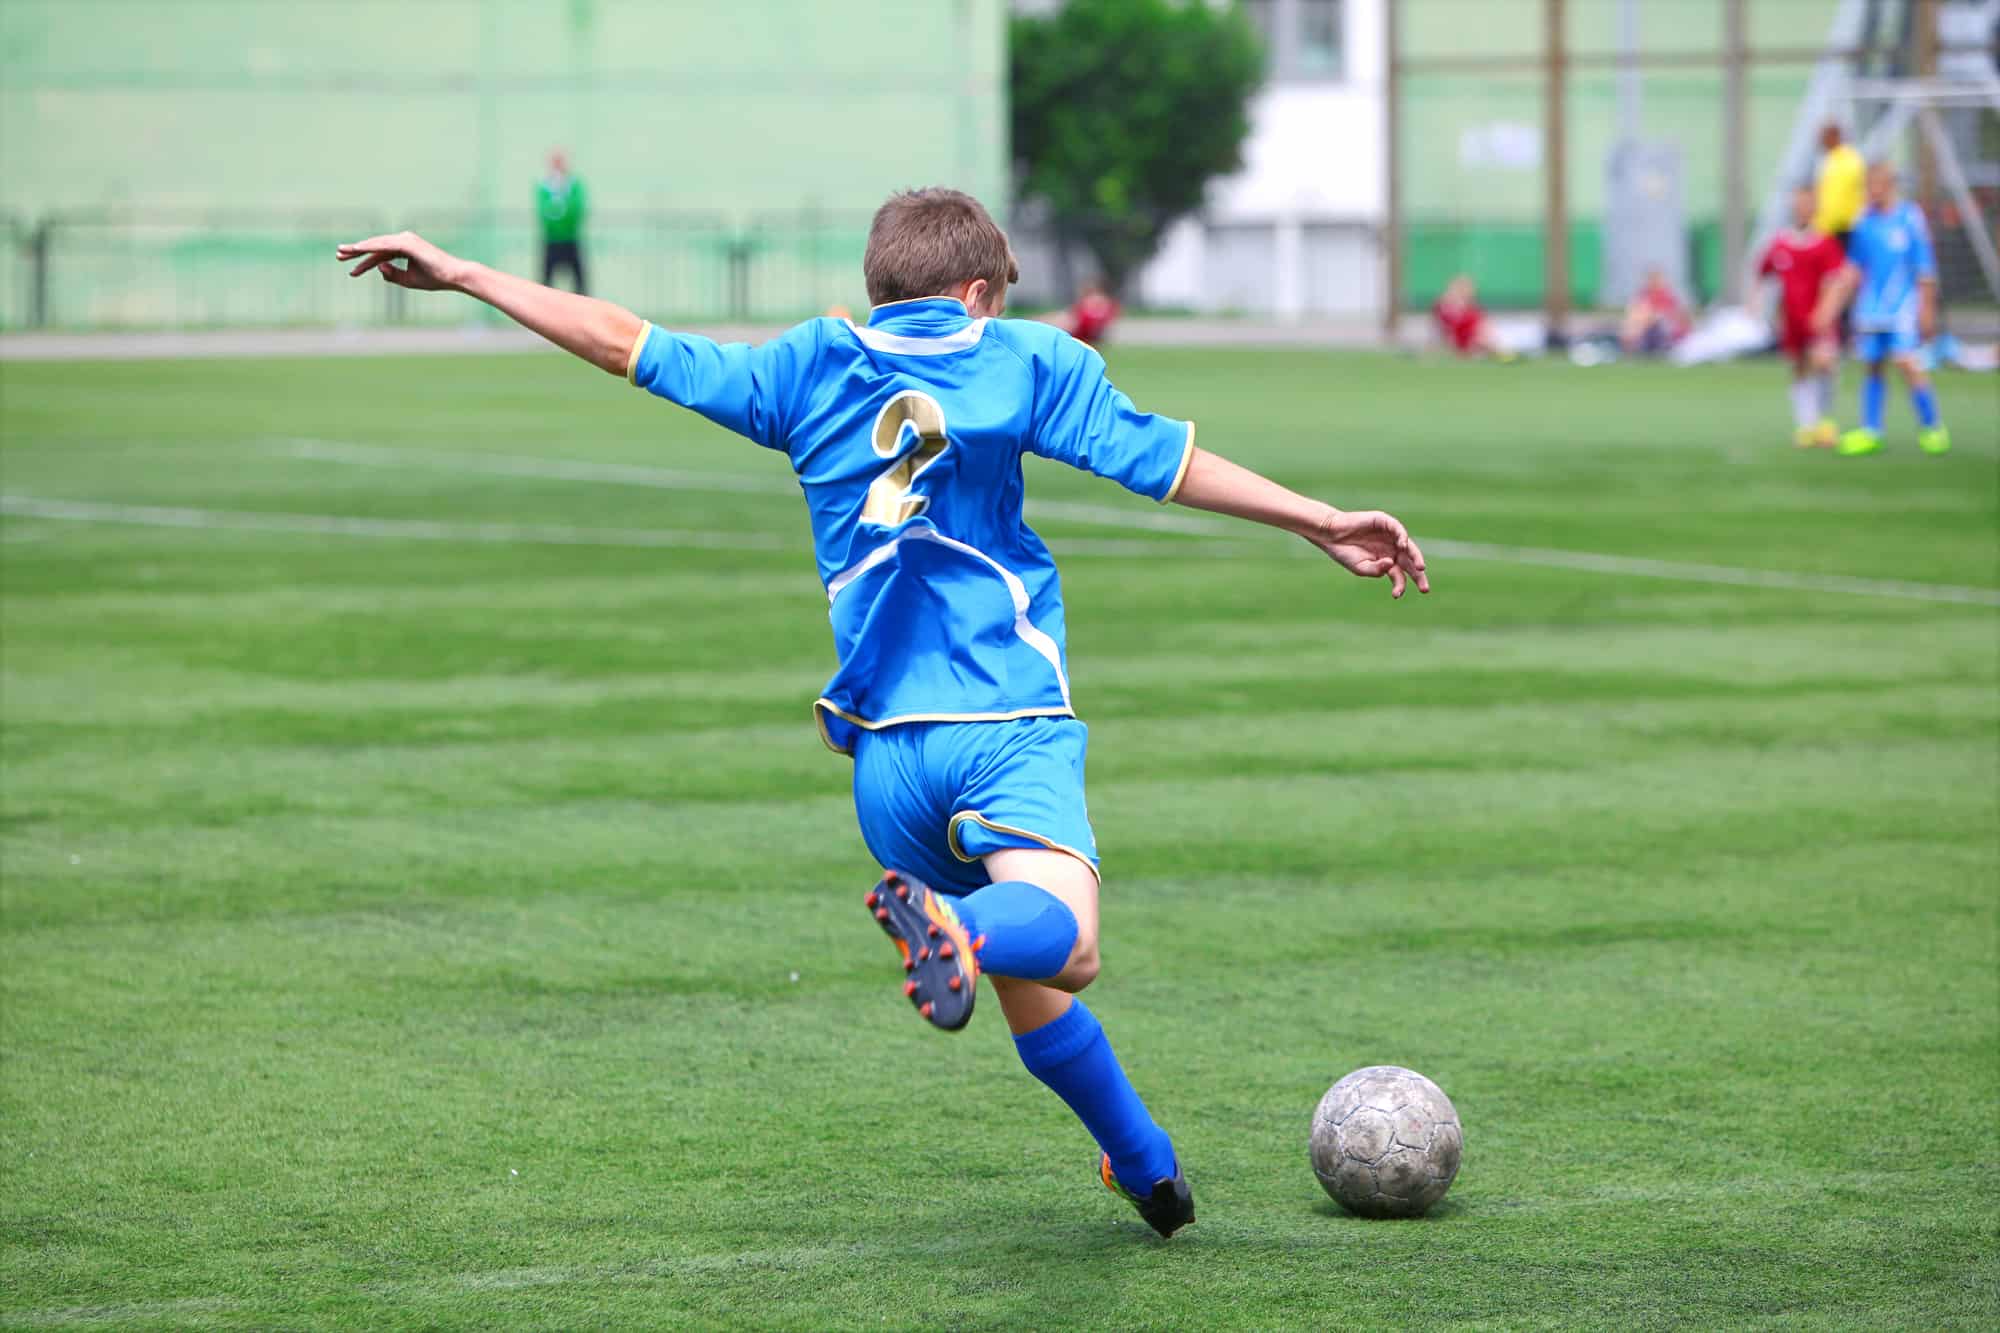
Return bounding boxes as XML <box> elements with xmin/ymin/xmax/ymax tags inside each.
<box><xmin>3</xmin><ymin>347</ymin><xmax>1996</xmax><ymax>1329</ymax></box>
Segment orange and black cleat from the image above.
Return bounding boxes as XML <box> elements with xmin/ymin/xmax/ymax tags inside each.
<box><xmin>1101</xmin><ymin>1153</ymin><xmax>1195</xmax><ymax>1238</ymax></box>
<box><xmin>864</xmin><ymin>870</ymin><xmax>980</xmax><ymax>1031</ymax></box>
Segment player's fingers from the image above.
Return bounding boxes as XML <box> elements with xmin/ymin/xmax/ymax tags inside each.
<box><xmin>1389</xmin><ymin>565</ymin><xmax>1407</xmax><ymax>599</ymax></box>
<box><xmin>348</xmin><ymin>252</ymin><xmax>391</xmax><ymax>277</ymax></box>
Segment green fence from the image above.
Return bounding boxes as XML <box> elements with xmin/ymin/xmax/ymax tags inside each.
<box><xmin>1</xmin><ymin>212</ymin><xmax>879</xmax><ymax>331</ymax></box>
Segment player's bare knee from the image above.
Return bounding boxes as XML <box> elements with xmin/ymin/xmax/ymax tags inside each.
<box><xmin>1056</xmin><ymin>936</ymin><xmax>1102</xmax><ymax>992</ymax></box>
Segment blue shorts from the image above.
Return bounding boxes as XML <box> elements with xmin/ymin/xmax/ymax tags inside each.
<box><xmin>1856</xmin><ymin>327</ymin><xmax>1920</xmax><ymax>361</ymax></box>
<box><xmin>851</xmin><ymin>715</ymin><xmax>1099</xmax><ymax>896</ymax></box>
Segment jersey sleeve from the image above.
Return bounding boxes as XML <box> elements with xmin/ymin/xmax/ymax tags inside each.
<box><xmin>1027</xmin><ymin>335</ymin><xmax>1195</xmax><ymax>504</ymax></box>
<box><xmin>626</xmin><ymin>319</ymin><xmax>821</xmax><ymax>451</ymax></box>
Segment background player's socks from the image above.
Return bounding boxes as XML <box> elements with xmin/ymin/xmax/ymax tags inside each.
<box><xmin>1012</xmin><ymin>998</ymin><xmax>1177</xmax><ymax>1195</ymax></box>
<box><xmin>1912</xmin><ymin>384</ymin><xmax>1940</xmax><ymax>428</ymax></box>
<box><xmin>1788</xmin><ymin>381</ymin><xmax>1816</xmax><ymax>431</ymax></box>
<box><xmin>1815</xmin><ymin>370</ymin><xmax>1838</xmax><ymax>422</ymax></box>
<box><xmin>954</xmin><ymin>880</ymin><xmax>1078</xmax><ymax>980</ymax></box>
<box><xmin>1861</xmin><ymin>374</ymin><xmax>1886</xmax><ymax>433</ymax></box>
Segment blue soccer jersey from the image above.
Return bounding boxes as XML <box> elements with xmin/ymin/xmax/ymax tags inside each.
<box><xmin>1847</xmin><ymin>201</ymin><xmax>1936</xmax><ymax>334</ymax></box>
<box><xmin>626</xmin><ymin>297</ymin><xmax>1195</xmax><ymax>755</ymax></box>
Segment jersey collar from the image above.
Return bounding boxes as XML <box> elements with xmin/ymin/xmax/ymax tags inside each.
<box><xmin>867</xmin><ymin>296</ymin><xmax>971</xmax><ymax>327</ymax></box>
<box><xmin>852</xmin><ymin>297</ymin><xmax>986</xmax><ymax>355</ymax></box>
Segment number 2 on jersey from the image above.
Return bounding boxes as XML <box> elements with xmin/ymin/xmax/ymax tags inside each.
<box><xmin>861</xmin><ymin>390</ymin><xmax>949</xmax><ymax>526</ymax></box>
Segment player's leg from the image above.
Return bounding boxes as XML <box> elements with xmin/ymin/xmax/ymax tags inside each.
<box><xmin>1808</xmin><ymin>336</ymin><xmax>1840</xmax><ymax>446</ymax></box>
<box><xmin>989</xmin><ymin>966</ymin><xmax>1192</xmax><ymax>1237</ymax></box>
<box><xmin>1892</xmin><ymin>350</ymin><xmax>1950</xmax><ymax>454</ymax></box>
<box><xmin>1785</xmin><ymin>347</ymin><xmax>1818</xmax><ymax>447</ymax></box>
<box><xmin>1840</xmin><ymin>343</ymin><xmax>1888</xmax><ymax>455</ymax></box>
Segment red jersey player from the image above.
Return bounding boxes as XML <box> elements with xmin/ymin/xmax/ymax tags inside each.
<box><xmin>1759</xmin><ymin>185</ymin><xmax>1846</xmax><ymax>448</ymax></box>
<box><xmin>1431</xmin><ymin>275</ymin><xmax>1511</xmax><ymax>359</ymax></box>
<box><xmin>1065</xmin><ymin>279</ymin><xmax>1120</xmax><ymax>345</ymax></box>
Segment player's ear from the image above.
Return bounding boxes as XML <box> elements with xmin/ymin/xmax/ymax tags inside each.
<box><xmin>961</xmin><ymin>278</ymin><xmax>991</xmax><ymax>316</ymax></box>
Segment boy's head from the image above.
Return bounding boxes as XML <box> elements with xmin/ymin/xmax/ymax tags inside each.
<box><xmin>864</xmin><ymin>188</ymin><xmax>1017</xmax><ymax>317</ymax></box>
<box><xmin>1867</xmin><ymin>161</ymin><xmax>1898</xmax><ymax>207</ymax></box>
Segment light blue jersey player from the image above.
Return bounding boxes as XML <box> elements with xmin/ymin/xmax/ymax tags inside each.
<box><xmin>1818</xmin><ymin>162</ymin><xmax>1951</xmax><ymax>457</ymax></box>
<box><xmin>336</xmin><ymin>190</ymin><xmax>1429</xmax><ymax>1239</ymax></box>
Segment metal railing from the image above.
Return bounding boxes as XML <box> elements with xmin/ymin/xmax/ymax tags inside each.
<box><xmin>0</xmin><ymin>210</ymin><xmax>878</xmax><ymax>331</ymax></box>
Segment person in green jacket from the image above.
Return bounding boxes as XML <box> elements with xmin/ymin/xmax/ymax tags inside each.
<box><xmin>536</xmin><ymin>149</ymin><xmax>588</xmax><ymax>294</ymax></box>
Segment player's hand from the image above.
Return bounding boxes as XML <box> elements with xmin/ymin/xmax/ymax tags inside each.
<box><xmin>335</xmin><ymin>231</ymin><xmax>467</xmax><ymax>292</ymax></box>
<box><xmin>1309</xmin><ymin>508</ymin><xmax>1430</xmax><ymax>599</ymax></box>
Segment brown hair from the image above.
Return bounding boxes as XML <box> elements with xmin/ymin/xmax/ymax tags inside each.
<box><xmin>863</xmin><ymin>188</ymin><xmax>1018</xmax><ymax>307</ymax></box>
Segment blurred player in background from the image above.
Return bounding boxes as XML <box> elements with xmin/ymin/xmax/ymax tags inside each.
<box><xmin>1814</xmin><ymin>121</ymin><xmax>1865</xmax><ymax>252</ymax></box>
<box><xmin>1814</xmin><ymin>163</ymin><xmax>1950</xmax><ymax>458</ymax></box>
<box><xmin>1064</xmin><ymin>278</ymin><xmax>1120</xmax><ymax>346</ymax></box>
<box><xmin>1618</xmin><ymin>268</ymin><xmax>1691</xmax><ymax>356</ymax></box>
<box><xmin>1431</xmin><ymin>274</ymin><xmax>1513</xmax><ymax>361</ymax></box>
<box><xmin>1814</xmin><ymin>122</ymin><xmax>1866</xmax><ymax>345</ymax></box>
<box><xmin>1758</xmin><ymin>186</ymin><xmax>1845</xmax><ymax>449</ymax></box>
<box><xmin>536</xmin><ymin>149</ymin><xmax>589</xmax><ymax>294</ymax></box>
<box><xmin>335</xmin><ymin>187</ymin><xmax>1428</xmax><ymax>1241</ymax></box>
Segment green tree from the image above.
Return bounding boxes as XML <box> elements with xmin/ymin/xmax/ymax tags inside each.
<box><xmin>1011</xmin><ymin>0</ymin><xmax>1263</xmax><ymax>297</ymax></box>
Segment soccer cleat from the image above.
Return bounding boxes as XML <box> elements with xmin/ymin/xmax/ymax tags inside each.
<box><xmin>1837</xmin><ymin>428</ymin><xmax>1882</xmax><ymax>457</ymax></box>
<box><xmin>1919</xmin><ymin>426</ymin><xmax>1951</xmax><ymax>455</ymax></box>
<box><xmin>1101</xmin><ymin>1152</ymin><xmax>1195</xmax><ymax>1238</ymax></box>
<box><xmin>1814</xmin><ymin>419</ymin><xmax>1840</xmax><ymax>448</ymax></box>
<box><xmin>1792</xmin><ymin>426</ymin><xmax>1817</xmax><ymax>449</ymax></box>
<box><xmin>864</xmin><ymin>870</ymin><xmax>978</xmax><ymax>1031</ymax></box>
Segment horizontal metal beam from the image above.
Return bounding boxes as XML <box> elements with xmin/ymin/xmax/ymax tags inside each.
<box><xmin>1397</xmin><ymin>41</ymin><xmax>1998</xmax><ymax>76</ymax></box>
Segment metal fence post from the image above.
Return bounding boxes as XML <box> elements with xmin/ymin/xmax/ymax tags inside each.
<box><xmin>30</xmin><ymin>218</ymin><xmax>50</xmax><ymax>329</ymax></box>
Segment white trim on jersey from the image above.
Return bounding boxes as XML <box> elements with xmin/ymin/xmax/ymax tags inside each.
<box><xmin>824</xmin><ymin>527</ymin><xmax>1073</xmax><ymax>710</ymax></box>
<box><xmin>843</xmin><ymin>318</ymin><xmax>989</xmax><ymax>357</ymax></box>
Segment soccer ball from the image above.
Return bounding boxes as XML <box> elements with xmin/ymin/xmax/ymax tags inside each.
<box><xmin>1310</xmin><ymin>1065</ymin><xmax>1462</xmax><ymax>1218</ymax></box>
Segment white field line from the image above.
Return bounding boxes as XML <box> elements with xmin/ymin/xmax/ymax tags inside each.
<box><xmin>1420</xmin><ymin>539</ymin><xmax>2000</xmax><ymax>608</ymax></box>
<box><xmin>282</xmin><ymin>441</ymin><xmax>2000</xmax><ymax>608</ymax></box>
<box><xmin>26</xmin><ymin>439</ymin><xmax>2000</xmax><ymax>608</ymax></box>
<box><xmin>0</xmin><ymin>495</ymin><xmax>1221</xmax><ymax>560</ymax></box>
<box><xmin>285</xmin><ymin>438</ymin><xmax>792</xmax><ymax>494</ymax></box>
<box><xmin>0</xmin><ymin>496</ymin><xmax>788</xmax><ymax>552</ymax></box>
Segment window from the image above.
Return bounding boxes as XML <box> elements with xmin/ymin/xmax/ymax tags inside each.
<box><xmin>1295</xmin><ymin>0</ymin><xmax>1342</xmax><ymax>79</ymax></box>
<box><xmin>1246</xmin><ymin>0</ymin><xmax>1345</xmax><ymax>84</ymax></box>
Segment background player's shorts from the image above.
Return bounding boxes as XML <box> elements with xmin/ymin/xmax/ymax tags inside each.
<box><xmin>1856</xmin><ymin>327</ymin><xmax>1920</xmax><ymax>361</ymax></box>
<box><xmin>851</xmin><ymin>715</ymin><xmax>1098</xmax><ymax>896</ymax></box>
<box><xmin>1779</xmin><ymin>318</ymin><xmax>1835</xmax><ymax>362</ymax></box>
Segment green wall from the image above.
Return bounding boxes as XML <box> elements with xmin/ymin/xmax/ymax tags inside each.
<box><xmin>0</xmin><ymin>0</ymin><xmax>1008</xmax><ymax>326</ymax></box>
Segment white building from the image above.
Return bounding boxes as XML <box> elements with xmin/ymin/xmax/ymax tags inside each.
<box><xmin>1136</xmin><ymin>0</ymin><xmax>1387</xmax><ymax>318</ymax></box>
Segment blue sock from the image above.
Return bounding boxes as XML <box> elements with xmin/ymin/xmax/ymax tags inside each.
<box><xmin>1862</xmin><ymin>374</ymin><xmax>1886</xmax><ymax>432</ymax></box>
<box><xmin>1912</xmin><ymin>384</ymin><xmax>1940</xmax><ymax>428</ymax></box>
<box><xmin>1012</xmin><ymin>998</ymin><xmax>1176</xmax><ymax>1195</ymax></box>
<box><xmin>954</xmin><ymin>880</ymin><xmax>1077</xmax><ymax>980</ymax></box>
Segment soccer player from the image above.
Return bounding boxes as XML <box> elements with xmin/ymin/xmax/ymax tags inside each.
<box><xmin>1064</xmin><ymin>278</ymin><xmax>1120</xmax><ymax>346</ymax></box>
<box><xmin>1758</xmin><ymin>186</ymin><xmax>1845</xmax><ymax>448</ymax></box>
<box><xmin>335</xmin><ymin>189</ymin><xmax>1428</xmax><ymax>1239</ymax></box>
<box><xmin>1431</xmin><ymin>274</ymin><xmax>1512</xmax><ymax>361</ymax></box>
<box><xmin>1618</xmin><ymin>268</ymin><xmax>1691</xmax><ymax>357</ymax></box>
<box><xmin>1813</xmin><ymin>163</ymin><xmax>1951</xmax><ymax>458</ymax></box>
<box><xmin>1814</xmin><ymin>122</ymin><xmax>1865</xmax><ymax>253</ymax></box>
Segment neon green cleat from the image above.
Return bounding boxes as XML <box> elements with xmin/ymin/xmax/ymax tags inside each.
<box><xmin>1837</xmin><ymin>428</ymin><xmax>1882</xmax><ymax>457</ymax></box>
<box><xmin>1918</xmin><ymin>426</ymin><xmax>1951</xmax><ymax>455</ymax></box>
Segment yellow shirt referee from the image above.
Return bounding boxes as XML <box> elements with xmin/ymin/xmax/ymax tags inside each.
<box><xmin>1814</xmin><ymin>123</ymin><xmax>1865</xmax><ymax>241</ymax></box>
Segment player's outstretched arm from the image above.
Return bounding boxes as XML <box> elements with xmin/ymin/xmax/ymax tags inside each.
<box><xmin>334</xmin><ymin>232</ymin><xmax>642</xmax><ymax>376</ymax></box>
<box><xmin>1171</xmin><ymin>446</ymin><xmax>1429</xmax><ymax>599</ymax></box>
